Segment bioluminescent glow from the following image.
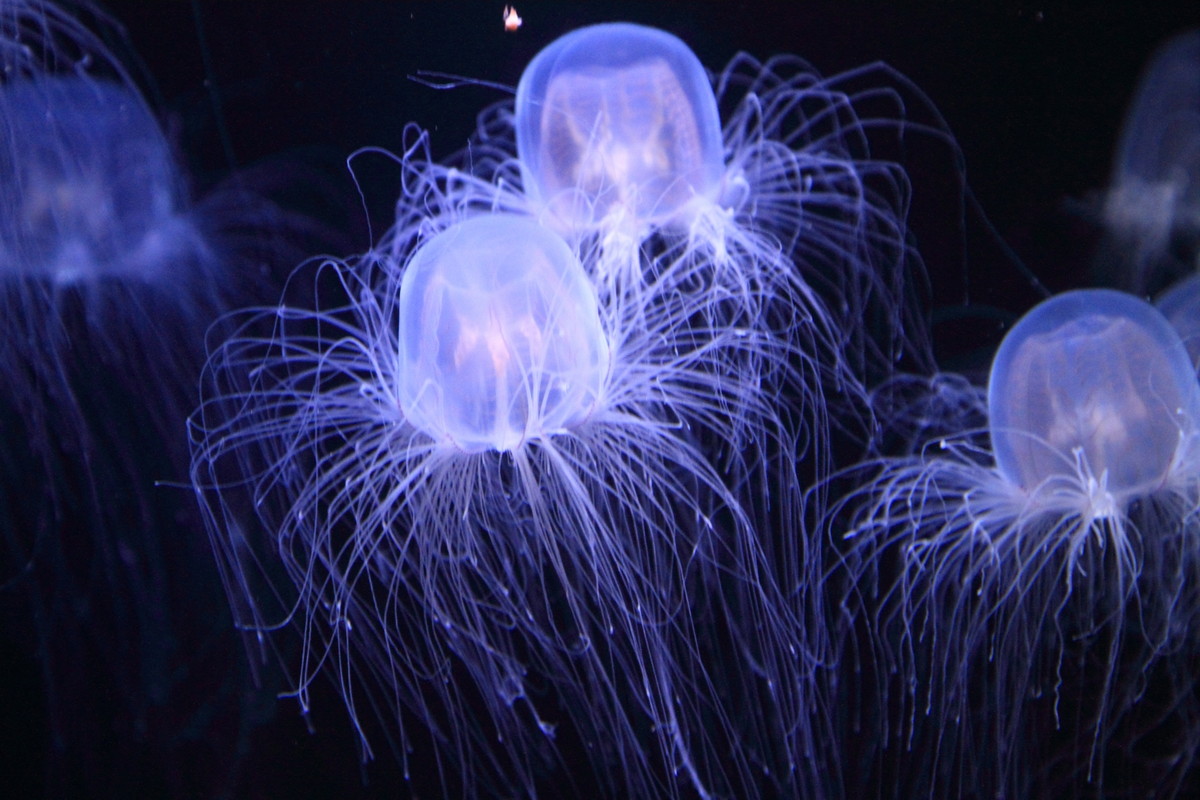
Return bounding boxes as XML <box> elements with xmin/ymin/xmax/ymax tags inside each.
<box><xmin>833</xmin><ymin>288</ymin><xmax>1200</xmax><ymax>798</ymax></box>
<box><xmin>395</xmin><ymin>216</ymin><xmax>608</xmax><ymax>452</ymax></box>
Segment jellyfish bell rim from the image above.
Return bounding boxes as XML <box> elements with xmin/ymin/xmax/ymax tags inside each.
<box><xmin>987</xmin><ymin>287</ymin><xmax>1200</xmax><ymax>497</ymax></box>
<box><xmin>513</xmin><ymin>22</ymin><xmax>725</xmax><ymax>236</ymax></box>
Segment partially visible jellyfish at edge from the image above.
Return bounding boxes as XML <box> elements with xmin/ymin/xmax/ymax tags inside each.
<box><xmin>828</xmin><ymin>288</ymin><xmax>1200</xmax><ymax>798</ymax></box>
<box><xmin>1096</xmin><ymin>28</ymin><xmax>1200</xmax><ymax>294</ymax></box>
<box><xmin>190</xmin><ymin>208</ymin><xmax>821</xmax><ymax>798</ymax></box>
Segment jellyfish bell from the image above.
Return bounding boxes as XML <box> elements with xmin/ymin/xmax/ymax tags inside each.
<box><xmin>988</xmin><ymin>288</ymin><xmax>1200</xmax><ymax>514</ymax></box>
<box><xmin>502</xmin><ymin>21</ymin><xmax>946</xmax><ymax>392</ymax></box>
<box><xmin>0</xmin><ymin>3</ymin><xmax>188</xmax><ymax>291</ymax></box>
<box><xmin>514</xmin><ymin>23</ymin><xmax>726</xmax><ymax>242</ymax></box>
<box><xmin>396</xmin><ymin>216</ymin><xmax>608</xmax><ymax>453</ymax></box>
<box><xmin>833</xmin><ymin>288</ymin><xmax>1200</xmax><ymax>798</ymax></box>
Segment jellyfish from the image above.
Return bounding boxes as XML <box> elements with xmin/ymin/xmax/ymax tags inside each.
<box><xmin>1097</xmin><ymin>29</ymin><xmax>1200</xmax><ymax>293</ymax></box>
<box><xmin>357</xmin><ymin>39</ymin><xmax>961</xmax><ymax>717</ymax></box>
<box><xmin>0</xmin><ymin>1</ymin><xmax>292</xmax><ymax>794</ymax></box>
<box><xmin>507</xmin><ymin>22</ymin><xmax>945</xmax><ymax>383</ymax></box>
<box><xmin>830</xmin><ymin>288</ymin><xmax>1200</xmax><ymax>798</ymax></box>
<box><xmin>190</xmin><ymin>206</ymin><xmax>824</xmax><ymax>798</ymax></box>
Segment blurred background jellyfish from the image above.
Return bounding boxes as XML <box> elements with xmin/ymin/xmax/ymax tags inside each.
<box><xmin>0</xmin><ymin>1</ymin><xmax>305</xmax><ymax>795</ymax></box>
<box><xmin>830</xmin><ymin>288</ymin><xmax>1200</xmax><ymax>798</ymax></box>
<box><xmin>1096</xmin><ymin>29</ymin><xmax>1200</xmax><ymax>295</ymax></box>
<box><xmin>1100</xmin><ymin>28</ymin><xmax>1200</xmax><ymax>380</ymax></box>
<box><xmin>190</xmin><ymin>201</ymin><xmax>821</xmax><ymax>797</ymax></box>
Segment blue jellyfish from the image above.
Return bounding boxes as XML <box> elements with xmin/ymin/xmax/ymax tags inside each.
<box><xmin>831</xmin><ymin>289</ymin><xmax>1200</xmax><ymax>798</ymax></box>
<box><xmin>0</xmin><ymin>1</ymin><xmax>291</xmax><ymax>794</ymax></box>
<box><xmin>190</xmin><ymin>204</ymin><xmax>819</xmax><ymax>797</ymax></box>
<box><xmin>0</xmin><ymin>76</ymin><xmax>206</xmax><ymax>285</ymax></box>
<box><xmin>1097</xmin><ymin>29</ymin><xmax>1200</xmax><ymax>293</ymax></box>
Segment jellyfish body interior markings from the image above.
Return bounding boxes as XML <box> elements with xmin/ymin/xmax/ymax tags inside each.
<box><xmin>397</xmin><ymin>215</ymin><xmax>609</xmax><ymax>453</ymax></box>
<box><xmin>0</xmin><ymin>75</ymin><xmax>188</xmax><ymax>284</ymax></box>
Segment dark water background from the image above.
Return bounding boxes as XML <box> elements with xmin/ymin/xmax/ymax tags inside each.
<box><xmin>4</xmin><ymin>1</ymin><xmax>1200</xmax><ymax>797</ymax></box>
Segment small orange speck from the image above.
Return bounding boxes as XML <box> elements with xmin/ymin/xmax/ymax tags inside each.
<box><xmin>503</xmin><ymin>5</ymin><xmax>522</xmax><ymax>32</ymax></box>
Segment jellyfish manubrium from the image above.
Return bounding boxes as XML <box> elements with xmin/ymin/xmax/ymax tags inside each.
<box><xmin>0</xmin><ymin>1</ymin><xmax>282</xmax><ymax>794</ymax></box>
<box><xmin>190</xmin><ymin>203</ymin><xmax>822</xmax><ymax>797</ymax></box>
<box><xmin>1098</xmin><ymin>29</ymin><xmax>1200</xmax><ymax>293</ymax></box>
<box><xmin>833</xmin><ymin>288</ymin><xmax>1200</xmax><ymax>798</ymax></box>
